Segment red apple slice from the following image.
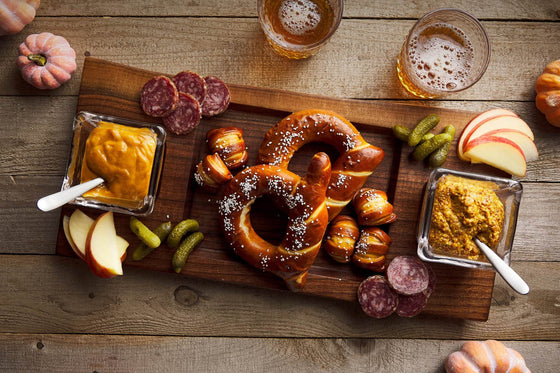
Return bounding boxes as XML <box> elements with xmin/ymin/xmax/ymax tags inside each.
<box><xmin>461</xmin><ymin>116</ymin><xmax>534</xmax><ymax>159</ymax></box>
<box><xmin>464</xmin><ymin>136</ymin><xmax>527</xmax><ymax>177</ymax></box>
<box><xmin>85</xmin><ymin>211</ymin><xmax>123</xmax><ymax>278</ymax></box>
<box><xmin>116</xmin><ymin>235</ymin><xmax>129</xmax><ymax>262</ymax></box>
<box><xmin>457</xmin><ymin>109</ymin><xmax>518</xmax><ymax>160</ymax></box>
<box><xmin>62</xmin><ymin>215</ymin><xmax>84</xmax><ymax>260</ymax></box>
<box><xmin>67</xmin><ymin>209</ymin><xmax>129</xmax><ymax>263</ymax></box>
<box><xmin>470</xmin><ymin>129</ymin><xmax>538</xmax><ymax>162</ymax></box>
<box><xmin>67</xmin><ymin>209</ymin><xmax>95</xmax><ymax>260</ymax></box>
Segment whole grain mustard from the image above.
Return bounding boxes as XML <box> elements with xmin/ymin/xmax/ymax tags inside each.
<box><xmin>429</xmin><ymin>175</ymin><xmax>504</xmax><ymax>261</ymax></box>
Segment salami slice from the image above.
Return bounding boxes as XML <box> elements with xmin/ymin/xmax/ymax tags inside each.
<box><xmin>386</xmin><ymin>255</ymin><xmax>429</xmax><ymax>296</ymax></box>
<box><xmin>163</xmin><ymin>92</ymin><xmax>202</xmax><ymax>135</ymax></box>
<box><xmin>423</xmin><ymin>264</ymin><xmax>436</xmax><ymax>298</ymax></box>
<box><xmin>140</xmin><ymin>75</ymin><xmax>179</xmax><ymax>117</ymax></box>
<box><xmin>201</xmin><ymin>76</ymin><xmax>230</xmax><ymax>117</ymax></box>
<box><xmin>396</xmin><ymin>292</ymin><xmax>428</xmax><ymax>317</ymax></box>
<box><xmin>172</xmin><ymin>71</ymin><xmax>207</xmax><ymax>103</ymax></box>
<box><xmin>357</xmin><ymin>275</ymin><xmax>398</xmax><ymax>318</ymax></box>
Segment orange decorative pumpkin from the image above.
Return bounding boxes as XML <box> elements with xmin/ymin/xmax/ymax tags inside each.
<box><xmin>0</xmin><ymin>0</ymin><xmax>40</xmax><ymax>35</ymax></box>
<box><xmin>17</xmin><ymin>32</ymin><xmax>76</xmax><ymax>90</ymax></box>
<box><xmin>445</xmin><ymin>340</ymin><xmax>531</xmax><ymax>373</ymax></box>
<box><xmin>535</xmin><ymin>59</ymin><xmax>560</xmax><ymax>127</ymax></box>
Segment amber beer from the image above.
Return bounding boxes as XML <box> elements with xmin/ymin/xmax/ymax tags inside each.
<box><xmin>258</xmin><ymin>0</ymin><xmax>343</xmax><ymax>59</ymax></box>
<box><xmin>397</xmin><ymin>9</ymin><xmax>490</xmax><ymax>98</ymax></box>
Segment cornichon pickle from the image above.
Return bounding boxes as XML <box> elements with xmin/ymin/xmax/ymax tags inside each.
<box><xmin>392</xmin><ymin>125</ymin><xmax>411</xmax><ymax>142</ymax></box>
<box><xmin>412</xmin><ymin>133</ymin><xmax>452</xmax><ymax>161</ymax></box>
<box><xmin>172</xmin><ymin>231</ymin><xmax>204</xmax><ymax>273</ymax></box>
<box><xmin>132</xmin><ymin>221</ymin><xmax>173</xmax><ymax>261</ymax></box>
<box><xmin>428</xmin><ymin>125</ymin><xmax>456</xmax><ymax>167</ymax></box>
<box><xmin>441</xmin><ymin>124</ymin><xmax>456</xmax><ymax>138</ymax></box>
<box><xmin>420</xmin><ymin>132</ymin><xmax>435</xmax><ymax>143</ymax></box>
<box><xmin>166</xmin><ymin>219</ymin><xmax>199</xmax><ymax>249</ymax></box>
<box><xmin>392</xmin><ymin>125</ymin><xmax>435</xmax><ymax>143</ymax></box>
<box><xmin>428</xmin><ymin>141</ymin><xmax>451</xmax><ymax>168</ymax></box>
<box><xmin>408</xmin><ymin>114</ymin><xmax>440</xmax><ymax>147</ymax></box>
<box><xmin>130</xmin><ymin>217</ymin><xmax>161</xmax><ymax>249</ymax></box>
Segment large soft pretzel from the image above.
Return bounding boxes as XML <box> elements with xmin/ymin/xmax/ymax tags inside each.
<box><xmin>257</xmin><ymin>109</ymin><xmax>384</xmax><ymax>221</ymax></box>
<box><xmin>218</xmin><ymin>152</ymin><xmax>331</xmax><ymax>291</ymax></box>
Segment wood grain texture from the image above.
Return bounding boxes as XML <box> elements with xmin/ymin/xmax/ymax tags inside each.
<box><xmin>0</xmin><ymin>255</ymin><xmax>558</xmax><ymax>340</ymax></box>
<box><xmin>1</xmin><ymin>18</ymin><xmax>559</xmax><ymax>103</ymax></box>
<box><xmin>1</xmin><ymin>334</ymin><xmax>557</xmax><ymax>373</ymax></box>
<box><xmin>31</xmin><ymin>0</ymin><xmax>560</xmax><ymax>20</ymax></box>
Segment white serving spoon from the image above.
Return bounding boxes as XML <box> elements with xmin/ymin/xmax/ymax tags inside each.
<box><xmin>37</xmin><ymin>177</ymin><xmax>104</xmax><ymax>212</ymax></box>
<box><xmin>474</xmin><ymin>237</ymin><xmax>529</xmax><ymax>295</ymax></box>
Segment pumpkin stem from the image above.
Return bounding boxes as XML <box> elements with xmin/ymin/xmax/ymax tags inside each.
<box><xmin>27</xmin><ymin>54</ymin><xmax>47</xmax><ymax>66</ymax></box>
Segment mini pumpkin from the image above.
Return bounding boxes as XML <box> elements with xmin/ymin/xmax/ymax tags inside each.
<box><xmin>17</xmin><ymin>32</ymin><xmax>77</xmax><ymax>90</ymax></box>
<box><xmin>445</xmin><ymin>340</ymin><xmax>531</xmax><ymax>373</ymax></box>
<box><xmin>535</xmin><ymin>59</ymin><xmax>560</xmax><ymax>127</ymax></box>
<box><xmin>0</xmin><ymin>0</ymin><xmax>40</xmax><ymax>35</ymax></box>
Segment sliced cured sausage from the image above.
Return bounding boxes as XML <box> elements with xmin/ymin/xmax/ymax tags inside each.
<box><xmin>172</xmin><ymin>71</ymin><xmax>207</xmax><ymax>103</ymax></box>
<box><xmin>163</xmin><ymin>92</ymin><xmax>202</xmax><ymax>135</ymax></box>
<box><xmin>396</xmin><ymin>291</ymin><xmax>428</xmax><ymax>317</ymax></box>
<box><xmin>201</xmin><ymin>76</ymin><xmax>230</xmax><ymax>117</ymax></box>
<box><xmin>140</xmin><ymin>75</ymin><xmax>179</xmax><ymax>117</ymax></box>
<box><xmin>386</xmin><ymin>255</ymin><xmax>429</xmax><ymax>295</ymax></box>
<box><xmin>357</xmin><ymin>275</ymin><xmax>398</xmax><ymax>318</ymax></box>
<box><xmin>424</xmin><ymin>264</ymin><xmax>436</xmax><ymax>298</ymax></box>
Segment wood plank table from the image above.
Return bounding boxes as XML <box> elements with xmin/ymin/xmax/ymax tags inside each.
<box><xmin>1</xmin><ymin>1</ymin><xmax>559</xmax><ymax>371</ymax></box>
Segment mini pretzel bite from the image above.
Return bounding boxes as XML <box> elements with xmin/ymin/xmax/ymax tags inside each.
<box><xmin>194</xmin><ymin>153</ymin><xmax>232</xmax><ymax>192</ymax></box>
<box><xmin>323</xmin><ymin>215</ymin><xmax>359</xmax><ymax>263</ymax></box>
<box><xmin>352</xmin><ymin>188</ymin><xmax>397</xmax><ymax>226</ymax></box>
<box><xmin>352</xmin><ymin>227</ymin><xmax>392</xmax><ymax>272</ymax></box>
<box><xmin>206</xmin><ymin>127</ymin><xmax>248</xmax><ymax>169</ymax></box>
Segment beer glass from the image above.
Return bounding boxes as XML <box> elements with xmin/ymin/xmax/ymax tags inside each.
<box><xmin>258</xmin><ymin>0</ymin><xmax>343</xmax><ymax>59</ymax></box>
<box><xmin>397</xmin><ymin>8</ymin><xmax>490</xmax><ymax>98</ymax></box>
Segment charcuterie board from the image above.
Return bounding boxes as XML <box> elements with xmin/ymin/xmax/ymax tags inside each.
<box><xmin>56</xmin><ymin>57</ymin><xmax>506</xmax><ymax>321</ymax></box>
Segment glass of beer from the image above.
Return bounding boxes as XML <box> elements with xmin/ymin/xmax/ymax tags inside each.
<box><xmin>258</xmin><ymin>0</ymin><xmax>344</xmax><ymax>59</ymax></box>
<box><xmin>397</xmin><ymin>8</ymin><xmax>490</xmax><ymax>98</ymax></box>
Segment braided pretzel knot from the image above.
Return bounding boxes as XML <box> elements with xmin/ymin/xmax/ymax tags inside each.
<box><xmin>257</xmin><ymin>109</ymin><xmax>384</xmax><ymax>221</ymax></box>
<box><xmin>218</xmin><ymin>153</ymin><xmax>331</xmax><ymax>291</ymax></box>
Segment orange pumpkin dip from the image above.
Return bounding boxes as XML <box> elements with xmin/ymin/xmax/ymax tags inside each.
<box><xmin>429</xmin><ymin>174</ymin><xmax>504</xmax><ymax>261</ymax></box>
<box><xmin>81</xmin><ymin>121</ymin><xmax>157</xmax><ymax>207</ymax></box>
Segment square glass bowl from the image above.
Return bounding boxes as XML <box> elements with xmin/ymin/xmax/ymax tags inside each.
<box><xmin>417</xmin><ymin>168</ymin><xmax>523</xmax><ymax>270</ymax></box>
<box><xmin>61</xmin><ymin>111</ymin><xmax>166</xmax><ymax>216</ymax></box>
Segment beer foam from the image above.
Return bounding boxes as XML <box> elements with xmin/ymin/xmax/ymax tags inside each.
<box><xmin>279</xmin><ymin>0</ymin><xmax>321</xmax><ymax>36</ymax></box>
<box><xmin>407</xmin><ymin>23</ymin><xmax>475</xmax><ymax>92</ymax></box>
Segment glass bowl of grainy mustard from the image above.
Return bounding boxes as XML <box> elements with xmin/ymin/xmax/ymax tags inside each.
<box><xmin>417</xmin><ymin>168</ymin><xmax>523</xmax><ymax>270</ymax></box>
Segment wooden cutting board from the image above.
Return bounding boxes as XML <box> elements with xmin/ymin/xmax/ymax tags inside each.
<box><xmin>56</xmin><ymin>57</ymin><xmax>504</xmax><ymax>321</ymax></box>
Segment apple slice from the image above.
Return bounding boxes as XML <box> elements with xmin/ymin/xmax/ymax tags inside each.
<box><xmin>67</xmin><ymin>209</ymin><xmax>95</xmax><ymax>260</ymax></box>
<box><xmin>457</xmin><ymin>109</ymin><xmax>518</xmax><ymax>160</ymax></box>
<box><xmin>461</xmin><ymin>116</ymin><xmax>534</xmax><ymax>157</ymax></box>
<box><xmin>470</xmin><ymin>129</ymin><xmax>538</xmax><ymax>162</ymax></box>
<box><xmin>62</xmin><ymin>215</ymin><xmax>84</xmax><ymax>260</ymax></box>
<box><xmin>85</xmin><ymin>211</ymin><xmax>123</xmax><ymax>278</ymax></box>
<box><xmin>464</xmin><ymin>136</ymin><xmax>527</xmax><ymax>177</ymax></box>
<box><xmin>116</xmin><ymin>235</ymin><xmax>129</xmax><ymax>262</ymax></box>
<box><xmin>66</xmin><ymin>209</ymin><xmax>128</xmax><ymax>263</ymax></box>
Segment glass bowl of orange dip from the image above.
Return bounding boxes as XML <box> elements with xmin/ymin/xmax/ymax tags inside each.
<box><xmin>417</xmin><ymin>168</ymin><xmax>523</xmax><ymax>270</ymax></box>
<box><xmin>62</xmin><ymin>111</ymin><xmax>166</xmax><ymax>216</ymax></box>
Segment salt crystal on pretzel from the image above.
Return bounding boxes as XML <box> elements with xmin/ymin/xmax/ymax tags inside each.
<box><xmin>257</xmin><ymin>109</ymin><xmax>384</xmax><ymax>221</ymax></box>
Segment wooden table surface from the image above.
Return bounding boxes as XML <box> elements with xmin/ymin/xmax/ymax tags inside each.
<box><xmin>1</xmin><ymin>1</ymin><xmax>559</xmax><ymax>371</ymax></box>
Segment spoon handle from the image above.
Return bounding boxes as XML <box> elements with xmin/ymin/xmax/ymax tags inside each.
<box><xmin>474</xmin><ymin>238</ymin><xmax>530</xmax><ymax>295</ymax></box>
<box><xmin>37</xmin><ymin>178</ymin><xmax>104</xmax><ymax>212</ymax></box>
